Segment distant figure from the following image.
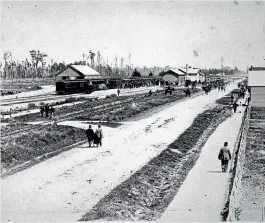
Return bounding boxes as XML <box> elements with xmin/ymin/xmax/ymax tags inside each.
<box><xmin>233</xmin><ymin>101</ymin><xmax>238</xmax><ymax>113</ymax></box>
<box><xmin>86</xmin><ymin>125</ymin><xmax>94</xmax><ymax>147</ymax></box>
<box><xmin>148</xmin><ymin>90</ymin><xmax>152</xmax><ymax>96</ymax></box>
<box><xmin>184</xmin><ymin>88</ymin><xmax>191</xmax><ymax>97</ymax></box>
<box><xmin>218</xmin><ymin>142</ymin><xmax>232</xmax><ymax>172</ymax></box>
<box><xmin>40</xmin><ymin>106</ymin><xmax>44</xmax><ymax>117</ymax></box>
<box><xmin>45</xmin><ymin>104</ymin><xmax>50</xmax><ymax>118</ymax></box>
<box><xmin>94</xmin><ymin>125</ymin><xmax>103</xmax><ymax>147</ymax></box>
<box><xmin>247</xmin><ymin>95</ymin><xmax>251</xmax><ymax>105</ymax></box>
<box><xmin>117</xmin><ymin>88</ymin><xmax>120</xmax><ymax>96</ymax></box>
<box><xmin>230</xmin><ymin>95</ymin><xmax>234</xmax><ymax>104</ymax></box>
<box><xmin>50</xmin><ymin>106</ymin><xmax>55</xmax><ymax>119</ymax></box>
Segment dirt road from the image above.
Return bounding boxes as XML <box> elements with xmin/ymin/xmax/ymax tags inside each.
<box><xmin>1</xmin><ymin>81</ymin><xmax>240</xmax><ymax>222</ymax></box>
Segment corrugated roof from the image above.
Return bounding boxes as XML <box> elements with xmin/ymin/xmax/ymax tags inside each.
<box><xmin>179</xmin><ymin>67</ymin><xmax>200</xmax><ymax>74</ymax></box>
<box><xmin>248</xmin><ymin>70</ymin><xmax>265</xmax><ymax>86</ymax></box>
<box><xmin>164</xmin><ymin>69</ymin><xmax>186</xmax><ymax>76</ymax></box>
<box><xmin>71</xmin><ymin>65</ymin><xmax>100</xmax><ymax>76</ymax></box>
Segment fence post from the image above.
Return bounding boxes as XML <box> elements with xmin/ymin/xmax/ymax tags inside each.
<box><xmin>261</xmin><ymin>205</ymin><xmax>265</xmax><ymax>222</ymax></box>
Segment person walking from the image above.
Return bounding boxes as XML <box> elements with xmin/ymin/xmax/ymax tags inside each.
<box><xmin>218</xmin><ymin>142</ymin><xmax>232</xmax><ymax>172</ymax></box>
<box><xmin>94</xmin><ymin>125</ymin><xmax>103</xmax><ymax>147</ymax></box>
<box><xmin>117</xmin><ymin>88</ymin><xmax>120</xmax><ymax>96</ymax></box>
<box><xmin>50</xmin><ymin>106</ymin><xmax>55</xmax><ymax>119</ymax></box>
<box><xmin>45</xmin><ymin>104</ymin><xmax>50</xmax><ymax>118</ymax></box>
<box><xmin>86</xmin><ymin>125</ymin><xmax>94</xmax><ymax>147</ymax></box>
<box><xmin>232</xmin><ymin>101</ymin><xmax>238</xmax><ymax>113</ymax></box>
<box><xmin>40</xmin><ymin>106</ymin><xmax>44</xmax><ymax>117</ymax></box>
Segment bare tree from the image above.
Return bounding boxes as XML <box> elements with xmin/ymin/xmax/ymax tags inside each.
<box><xmin>89</xmin><ymin>50</ymin><xmax>96</xmax><ymax>67</ymax></box>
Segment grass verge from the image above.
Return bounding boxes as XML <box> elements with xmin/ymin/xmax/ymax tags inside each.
<box><xmin>79</xmin><ymin>105</ymin><xmax>232</xmax><ymax>221</ymax></box>
<box><xmin>1</xmin><ymin>124</ymin><xmax>86</xmax><ymax>176</ymax></box>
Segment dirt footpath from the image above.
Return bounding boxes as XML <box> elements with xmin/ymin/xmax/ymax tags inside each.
<box><xmin>1</xmin><ymin>82</ymin><xmax>240</xmax><ymax>222</ymax></box>
<box><xmin>159</xmin><ymin>107</ymin><xmax>245</xmax><ymax>221</ymax></box>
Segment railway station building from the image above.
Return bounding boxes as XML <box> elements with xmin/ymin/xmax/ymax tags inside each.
<box><xmin>163</xmin><ymin>67</ymin><xmax>205</xmax><ymax>85</ymax></box>
<box><xmin>162</xmin><ymin>69</ymin><xmax>186</xmax><ymax>86</ymax></box>
<box><xmin>56</xmin><ymin>65</ymin><xmax>101</xmax><ymax>81</ymax></box>
<box><xmin>248</xmin><ymin>66</ymin><xmax>265</xmax><ymax>107</ymax></box>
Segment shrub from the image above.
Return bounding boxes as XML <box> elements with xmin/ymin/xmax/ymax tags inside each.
<box><xmin>39</xmin><ymin>102</ymin><xmax>45</xmax><ymax>106</ymax></box>
<box><xmin>106</xmin><ymin>94</ymin><xmax>117</xmax><ymax>99</ymax></box>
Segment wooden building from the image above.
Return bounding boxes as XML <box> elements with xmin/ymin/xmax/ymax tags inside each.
<box><xmin>162</xmin><ymin>69</ymin><xmax>186</xmax><ymax>85</ymax></box>
<box><xmin>178</xmin><ymin>67</ymin><xmax>206</xmax><ymax>82</ymax></box>
<box><xmin>248</xmin><ymin>66</ymin><xmax>265</xmax><ymax>107</ymax></box>
<box><xmin>56</xmin><ymin>65</ymin><xmax>101</xmax><ymax>81</ymax></box>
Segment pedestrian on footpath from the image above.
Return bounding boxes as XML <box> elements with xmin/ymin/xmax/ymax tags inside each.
<box><xmin>86</xmin><ymin>125</ymin><xmax>94</xmax><ymax>147</ymax></box>
<box><xmin>218</xmin><ymin>142</ymin><xmax>232</xmax><ymax>172</ymax></box>
<box><xmin>232</xmin><ymin>101</ymin><xmax>238</xmax><ymax>113</ymax></box>
<box><xmin>94</xmin><ymin>125</ymin><xmax>103</xmax><ymax>147</ymax></box>
<box><xmin>117</xmin><ymin>88</ymin><xmax>120</xmax><ymax>96</ymax></box>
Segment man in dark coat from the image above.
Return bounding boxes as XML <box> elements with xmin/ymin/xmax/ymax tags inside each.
<box><xmin>233</xmin><ymin>101</ymin><xmax>238</xmax><ymax>113</ymax></box>
<box><xmin>40</xmin><ymin>106</ymin><xmax>44</xmax><ymax>117</ymax></box>
<box><xmin>218</xmin><ymin>142</ymin><xmax>232</xmax><ymax>172</ymax></box>
<box><xmin>45</xmin><ymin>104</ymin><xmax>49</xmax><ymax>118</ymax></box>
<box><xmin>86</xmin><ymin>125</ymin><xmax>94</xmax><ymax>147</ymax></box>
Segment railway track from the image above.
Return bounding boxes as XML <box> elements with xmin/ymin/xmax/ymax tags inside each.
<box><xmin>0</xmin><ymin>95</ymin><xmax>140</xmax><ymax>139</ymax></box>
<box><xmin>0</xmin><ymin>86</ymin><xmax>162</xmax><ymax>107</ymax></box>
<box><xmin>1</xmin><ymin>88</ymin><xmax>193</xmax><ymax>139</ymax></box>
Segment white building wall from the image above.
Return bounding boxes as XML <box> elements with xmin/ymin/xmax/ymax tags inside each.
<box><xmin>251</xmin><ymin>87</ymin><xmax>265</xmax><ymax>107</ymax></box>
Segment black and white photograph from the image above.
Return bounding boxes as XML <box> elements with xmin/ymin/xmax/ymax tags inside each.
<box><xmin>1</xmin><ymin>0</ymin><xmax>265</xmax><ymax>222</ymax></box>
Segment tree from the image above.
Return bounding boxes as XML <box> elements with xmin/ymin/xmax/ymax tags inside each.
<box><xmin>58</xmin><ymin>62</ymin><xmax>66</xmax><ymax>72</ymax></box>
<box><xmin>29</xmin><ymin>50</ymin><xmax>48</xmax><ymax>77</ymax></box>
<box><xmin>158</xmin><ymin>70</ymin><xmax>165</xmax><ymax>76</ymax></box>
<box><xmin>89</xmin><ymin>50</ymin><xmax>96</xmax><ymax>67</ymax></box>
<box><xmin>149</xmin><ymin>71</ymin><xmax>153</xmax><ymax>76</ymax></box>
<box><xmin>132</xmin><ymin>69</ymin><xmax>141</xmax><ymax>77</ymax></box>
<box><xmin>51</xmin><ymin>62</ymin><xmax>59</xmax><ymax>75</ymax></box>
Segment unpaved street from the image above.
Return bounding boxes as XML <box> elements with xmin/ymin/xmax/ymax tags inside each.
<box><xmin>1</xmin><ymin>81</ymin><xmax>240</xmax><ymax>222</ymax></box>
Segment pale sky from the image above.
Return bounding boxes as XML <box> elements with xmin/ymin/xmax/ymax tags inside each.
<box><xmin>1</xmin><ymin>1</ymin><xmax>265</xmax><ymax>69</ymax></box>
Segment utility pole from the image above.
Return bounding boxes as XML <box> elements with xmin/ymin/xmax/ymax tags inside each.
<box><xmin>186</xmin><ymin>64</ymin><xmax>189</xmax><ymax>81</ymax></box>
<box><xmin>221</xmin><ymin>56</ymin><xmax>224</xmax><ymax>75</ymax></box>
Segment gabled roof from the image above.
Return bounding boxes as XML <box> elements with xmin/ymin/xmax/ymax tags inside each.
<box><xmin>56</xmin><ymin>65</ymin><xmax>101</xmax><ymax>76</ymax></box>
<box><xmin>178</xmin><ymin>67</ymin><xmax>200</xmax><ymax>75</ymax></box>
<box><xmin>248</xmin><ymin>69</ymin><xmax>265</xmax><ymax>87</ymax></box>
<box><xmin>164</xmin><ymin>69</ymin><xmax>186</xmax><ymax>76</ymax></box>
<box><xmin>71</xmin><ymin>65</ymin><xmax>100</xmax><ymax>76</ymax></box>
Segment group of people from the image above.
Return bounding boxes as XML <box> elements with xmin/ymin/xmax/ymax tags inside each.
<box><xmin>230</xmin><ymin>88</ymin><xmax>251</xmax><ymax>113</ymax></box>
<box><xmin>40</xmin><ymin>104</ymin><xmax>55</xmax><ymax>118</ymax></box>
<box><xmin>86</xmin><ymin>125</ymin><xmax>104</xmax><ymax>147</ymax></box>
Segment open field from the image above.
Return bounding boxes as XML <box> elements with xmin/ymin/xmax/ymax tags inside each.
<box><xmin>1</xmin><ymin>124</ymin><xmax>86</xmax><ymax>175</ymax></box>
<box><xmin>239</xmin><ymin>107</ymin><xmax>265</xmax><ymax>221</ymax></box>
<box><xmin>1</xmin><ymin>88</ymin><xmax>200</xmax><ymax>130</ymax></box>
